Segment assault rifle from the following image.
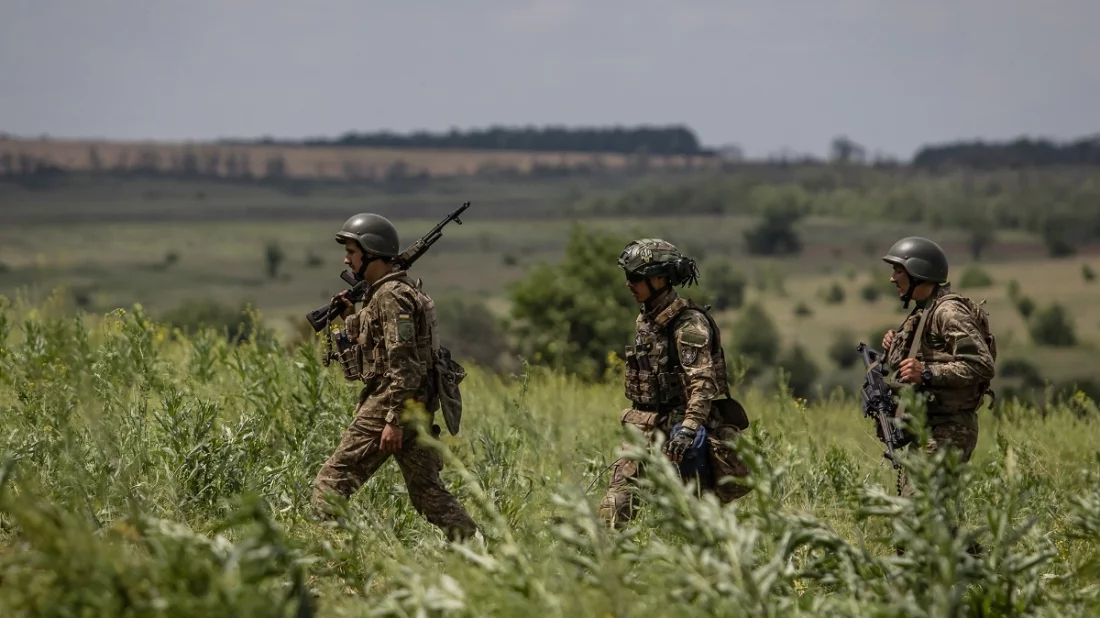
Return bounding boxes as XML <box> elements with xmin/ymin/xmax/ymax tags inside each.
<box><xmin>305</xmin><ymin>201</ymin><xmax>471</xmax><ymax>336</ymax></box>
<box><xmin>857</xmin><ymin>341</ymin><xmax>912</xmax><ymax>469</ymax></box>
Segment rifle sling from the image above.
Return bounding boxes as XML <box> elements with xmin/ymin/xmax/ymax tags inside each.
<box><xmin>894</xmin><ymin>303</ymin><xmax>934</xmax><ymax>421</ymax></box>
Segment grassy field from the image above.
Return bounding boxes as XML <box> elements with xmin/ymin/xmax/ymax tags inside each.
<box><xmin>2</xmin><ymin>202</ymin><xmax>1097</xmax><ymax>389</ymax></box>
<box><xmin>0</xmin><ymin>300</ymin><xmax>1097</xmax><ymax>616</ymax></box>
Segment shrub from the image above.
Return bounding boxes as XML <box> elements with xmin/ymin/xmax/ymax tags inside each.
<box><xmin>729</xmin><ymin>302</ymin><xmax>780</xmax><ymax>371</ymax></box>
<box><xmin>703</xmin><ymin>261</ymin><xmax>747</xmax><ymax>310</ymax></box>
<box><xmin>1029</xmin><ymin>302</ymin><xmax>1076</xmax><ymax>347</ymax></box>
<box><xmin>822</xmin><ymin>283</ymin><xmax>845</xmax><ymax>305</ymax></box>
<box><xmin>958</xmin><ymin>264</ymin><xmax>994</xmax><ymax>288</ymax></box>
<box><xmin>828</xmin><ymin>329</ymin><xmax>859</xmax><ymax>369</ymax></box>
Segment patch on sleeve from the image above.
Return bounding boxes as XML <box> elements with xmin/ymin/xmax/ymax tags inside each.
<box><xmin>396</xmin><ymin>311</ymin><xmax>414</xmax><ymax>342</ymax></box>
<box><xmin>681</xmin><ymin>345</ymin><xmax>700</xmax><ymax>365</ymax></box>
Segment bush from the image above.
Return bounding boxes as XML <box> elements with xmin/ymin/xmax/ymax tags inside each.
<box><xmin>435</xmin><ymin>296</ymin><xmax>514</xmax><ymax>374</ymax></box>
<box><xmin>1083</xmin><ymin>264</ymin><xmax>1096</xmax><ymax>282</ymax></box>
<box><xmin>1029</xmin><ymin>302</ymin><xmax>1076</xmax><ymax>347</ymax></box>
<box><xmin>507</xmin><ymin>224</ymin><xmax>635</xmax><ymax>380</ymax></box>
<box><xmin>777</xmin><ymin>343</ymin><xmax>819</xmax><ymax>398</ymax></box>
<box><xmin>828</xmin><ymin>329</ymin><xmax>859</xmax><ymax>369</ymax></box>
<box><xmin>860</xmin><ymin>282</ymin><xmax>883</xmax><ymax>303</ymax></box>
<box><xmin>729</xmin><ymin>302</ymin><xmax>780</xmax><ymax>372</ymax></box>
<box><xmin>822</xmin><ymin>283</ymin><xmax>845</xmax><ymax>305</ymax></box>
<box><xmin>703</xmin><ymin>261</ymin><xmax>747</xmax><ymax>310</ymax></box>
<box><xmin>1015</xmin><ymin>295</ymin><xmax>1036</xmax><ymax>319</ymax></box>
<box><xmin>999</xmin><ymin>357</ymin><xmax>1045</xmax><ymax>388</ymax></box>
<box><xmin>958</xmin><ymin>264</ymin><xmax>994</xmax><ymax>288</ymax></box>
<box><xmin>264</xmin><ymin>240</ymin><xmax>285</xmax><ymax>278</ymax></box>
<box><xmin>793</xmin><ymin>302</ymin><xmax>813</xmax><ymax>318</ymax></box>
<box><xmin>159</xmin><ymin>298</ymin><xmax>258</xmax><ymax>343</ymax></box>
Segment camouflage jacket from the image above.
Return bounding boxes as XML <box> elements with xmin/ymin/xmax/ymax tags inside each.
<box><xmin>622</xmin><ymin>289</ymin><xmax>730</xmax><ymax>432</ymax></box>
<box><xmin>885</xmin><ymin>284</ymin><xmax>996</xmax><ymax>429</ymax></box>
<box><xmin>341</xmin><ymin>270</ymin><xmax>439</xmax><ymax>427</ymax></box>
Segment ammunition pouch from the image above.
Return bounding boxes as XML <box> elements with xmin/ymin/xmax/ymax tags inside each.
<box><xmin>332</xmin><ymin>329</ymin><xmax>361</xmax><ymax>382</ymax></box>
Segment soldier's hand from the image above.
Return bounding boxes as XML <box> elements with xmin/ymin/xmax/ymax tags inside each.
<box><xmin>380</xmin><ymin>423</ymin><xmax>403</xmax><ymax>454</ymax></box>
<box><xmin>663</xmin><ymin>426</ymin><xmax>696</xmax><ymax>463</ymax></box>
<box><xmin>333</xmin><ymin>291</ymin><xmax>355</xmax><ymax>318</ymax></box>
<box><xmin>882</xmin><ymin>329</ymin><xmax>896</xmax><ymax>351</ymax></box>
<box><xmin>898</xmin><ymin>358</ymin><xmax>924</xmax><ymax>383</ymax></box>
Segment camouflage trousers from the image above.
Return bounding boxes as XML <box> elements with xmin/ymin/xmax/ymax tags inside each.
<box><xmin>598</xmin><ymin>409</ymin><xmax>753</xmax><ymax>528</ymax></box>
<box><xmin>312</xmin><ymin>412</ymin><xmax>478</xmax><ymax>541</ymax></box>
<box><xmin>898</xmin><ymin>421</ymin><xmax>979</xmax><ymax>499</ymax></box>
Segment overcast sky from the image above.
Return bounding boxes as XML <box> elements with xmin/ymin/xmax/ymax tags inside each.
<box><xmin>2</xmin><ymin>0</ymin><xmax>1097</xmax><ymax>159</ymax></box>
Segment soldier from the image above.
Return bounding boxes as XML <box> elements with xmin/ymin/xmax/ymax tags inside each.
<box><xmin>311</xmin><ymin>213</ymin><xmax>479</xmax><ymax>542</ymax></box>
<box><xmin>598</xmin><ymin>238</ymin><xmax>753</xmax><ymax>528</ymax></box>
<box><xmin>878</xmin><ymin>236</ymin><xmax>997</xmax><ymax>501</ymax></box>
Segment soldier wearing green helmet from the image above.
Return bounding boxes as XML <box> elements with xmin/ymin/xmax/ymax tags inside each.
<box><xmin>311</xmin><ymin>212</ymin><xmax>479</xmax><ymax>542</ymax></box>
<box><xmin>877</xmin><ymin>236</ymin><xmax>997</xmax><ymax>552</ymax></box>
<box><xmin>598</xmin><ymin>238</ymin><xmax>754</xmax><ymax>527</ymax></box>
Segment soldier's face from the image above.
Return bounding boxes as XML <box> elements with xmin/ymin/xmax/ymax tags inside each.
<box><xmin>626</xmin><ymin>274</ymin><xmax>666</xmax><ymax>302</ymax></box>
<box><xmin>889</xmin><ymin>265</ymin><xmax>909</xmax><ymax>296</ymax></box>
<box><xmin>344</xmin><ymin>242</ymin><xmax>364</xmax><ymax>271</ymax></box>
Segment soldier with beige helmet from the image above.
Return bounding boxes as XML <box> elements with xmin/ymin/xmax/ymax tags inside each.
<box><xmin>598</xmin><ymin>238</ymin><xmax>754</xmax><ymax>528</ymax></box>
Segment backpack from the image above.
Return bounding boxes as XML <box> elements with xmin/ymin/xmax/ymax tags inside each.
<box><xmin>933</xmin><ymin>293</ymin><xmax>998</xmax><ymax>406</ymax></box>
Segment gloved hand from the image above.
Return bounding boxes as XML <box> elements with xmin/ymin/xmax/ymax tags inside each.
<box><xmin>664</xmin><ymin>425</ymin><xmax>697</xmax><ymax>463</ymax></box>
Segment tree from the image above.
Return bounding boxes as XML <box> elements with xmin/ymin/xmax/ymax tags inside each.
<box><xmin>507</xmin><ymin>224</ymin><xmax>636</xmax><ymax>380</ymax></box>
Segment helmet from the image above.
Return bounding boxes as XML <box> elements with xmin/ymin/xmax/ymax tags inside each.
<box><xmin>882</xmin><ymin>236</ymin><xmax>948</xmax><ymax>283</ymax></box>
<box><xmin>335</xmin><ymin>213</ymin><xmax>400</xmax><ymax>257</ymax></box>
<box><xmin>618</xmin><ymin>238</ymin><xmax>699</xmax><ymax>286</ymax></box>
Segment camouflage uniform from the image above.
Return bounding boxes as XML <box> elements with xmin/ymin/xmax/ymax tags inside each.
<box><xmin>599</xmin><ymin>239</ymin><xmax>753</xmax><ymax>527</ymax></box>
<box><xmin>312</xmin><ymin>267</ymin><xmax>478</xmax><ymax>541</ymax></box>
<box><xmin>881</xmin><ymin>237</ymin><xmax>996</xmax><ymax>499</ymax></box>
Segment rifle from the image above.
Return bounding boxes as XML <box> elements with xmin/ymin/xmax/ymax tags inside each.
<box><xmin>856</xmin><ymin>341</ymin><xmax>912</xmax><ymax>469</ymax></box>
<box><xmin>304</xmin><ymin>201</ymin><xmax>471</xmax><ymax>363</ymax></box>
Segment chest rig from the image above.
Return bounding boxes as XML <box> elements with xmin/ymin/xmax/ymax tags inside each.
<box><xmin>623</xmin><ymin>296</ymin><xmax>728</xmax><ymax>413</ymax></box>
<box><xmin>333</xmin><ymin>272</ymin><xmax>439</xmax><ymax>387</ymax></box>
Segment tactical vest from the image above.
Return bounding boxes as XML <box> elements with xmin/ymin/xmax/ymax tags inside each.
<box><xmin>892</xmin><ymin>292</ymin><xmax>997</xmax><ymax>418</ymax></box>
<box><xmin>623</xmin><ymin>296</ymin><xmax>729</xmax><ymax>414</ymax></box>
<box><xmin>341</xmin><ymin>271</ymin><xmax>439</xmax><ymax>392</ymax></box>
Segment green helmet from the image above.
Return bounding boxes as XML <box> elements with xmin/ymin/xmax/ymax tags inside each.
<box><xmin>882</xmin><ymin>236</ymin><xmax>949</xmax><ymax>283</ymax></box>
<box><xmin>618</xmin><ymin>238</ymin><xmax>699</xmax><ymax>286</ymax></box>
<box><xmin>335</xmin><ymin>213</ymin><xmax>400</xmax><ymax>257</ymax></box>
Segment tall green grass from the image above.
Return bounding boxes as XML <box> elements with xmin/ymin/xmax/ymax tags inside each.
<box><xmin>0</xmin><ymin>294</ymin><xmax>1097</xmax><ymax>616</ymax></box>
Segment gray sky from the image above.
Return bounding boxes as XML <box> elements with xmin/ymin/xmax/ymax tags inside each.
<box><xmin>2</xmin><ymin>0</ymin><xmax>1097</xmax><ymax>159</ymax></box>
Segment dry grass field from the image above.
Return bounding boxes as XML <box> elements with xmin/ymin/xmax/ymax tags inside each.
<box><xmin>0</xmin><ymin>136</ymin><xmax>712</xmax><ymax>180</ymax></box>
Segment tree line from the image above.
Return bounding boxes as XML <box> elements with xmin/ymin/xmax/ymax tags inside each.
<box><xmin>912</xmin><ymin>135</ymin><xmax>1100</xmax><ymax>169</ymax></box>
<box><xmin>221</xmin><ymin>124</ymin><xmax>708</xmax><ymax>156</ymax></box>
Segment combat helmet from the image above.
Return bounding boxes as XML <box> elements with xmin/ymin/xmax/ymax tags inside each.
<box><xmin>618</xmin><ymin>238</ymin><xmax>700</xmax><ymax>287</ymax></box>
<box><xmin>335</xmin><ymin>213</ymin><xmax>401</xmax><ymax>257</ymax></box>
<box><xmin>882</xmin><ymin>236</ymin><xmax>949</xmax><ymax>306</ymax></box>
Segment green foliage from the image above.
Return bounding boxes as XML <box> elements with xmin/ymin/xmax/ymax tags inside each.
<box><xmin>1015</xmin><ymin>295</ymin><xmax>1036</xmax><ymax>319</ymax></box>
<box><xmin>793</xmin><ymin>301</ymin><xmax>813</xmax><ymax>318</ymax></box>
<box><xmin>822</xmin><ymin>282</ymin><xmax>845</xmax><ymax>304</ymax></box>
<box><xmin>829</xmin><ymin>329</ymin><xmax>859</xmax><ymax>369</ymax></box>
<box><xmin>702</xmin><ymin>261</ymin><xmax>746</xmax><ymax>310</ymax></box>
<box><xmin>729</xmin><ymin>302</ymin><xmax>780</xmax><ymax>373</ymax></box>
<box><xmin>1029</xmin><ymin>302</ymin><xmax>1077</xmax><ymax>347</ymax></box>
<box><xmin>777</xmin><ymin>343</ymin><xmax>820</xmax><ymax>398</ymax></box>
<box><xmin>506</xmin><ymin>224</ymin><xmax>635</xmax><ymax>380</ymax></box>
<box><xmin>0</xmin><ymin>299</ymin><xmax>1098</xmax><ymax>615</ymax></box>
<box><xmin>1083</xmin><ymin>263</ymin><xmax>1096</xmax><ymax>282</ymax></box>
<box><xmin>435</xmin><ymin>295</ymin><xmax>515</xmax><ymax>374</ymax></box>
<box><xmin>860</xmin><ymin>281</ymin><xmax>883</xmax><ymax>303</ymax></box>
<box><xmin>264</xmin><ymin>240</ymin><xmax>286</xmax><ymax>278</ymax></box>
<box><xmin>958</xmin><ymin>264</ymin><xmax>994</xmax><ymax>288</ymax></box>
<box><xmin>158</xmin><ymin>298</ymin><xmax>258</xmax><ymax>343</ymax></box>
<box><xmin>743</xmin><ymin>187</ymin><xmax>808</xmax><ymax>256</ymax></box>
